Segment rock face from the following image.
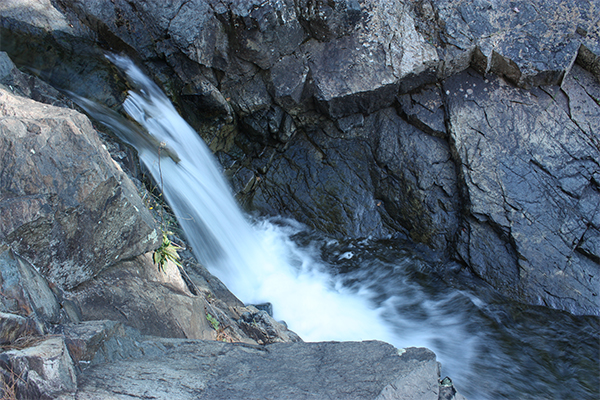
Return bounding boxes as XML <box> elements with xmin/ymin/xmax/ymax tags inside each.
<box><xmin>0</xmin><ymin>336</ymin><xmax>77</xmax><ymax>400</ymax></box>
<box><xmin>58</xmin><ymin>339</ymin><xmax>445</xmax><ymax>400</ymax></box>
<box><xmin>0</xmin><ymin>249</ymin><xmax>75</xmax><ymax>335</ymax></box>
<box><xmin>1</xmin><ymin>0</ymin><xmax>599</xmax><ymax>315</ymax></box>
<box><xmin>445</xmin><ymin>66</ymin><xmax>600</xmax><ymax>315</ymax></box>
<box><xmin>2</xmin><ymin>0</ymin><xmax>598</xmax><ymax>315</ymax></box>
<box><xmin>0</xmin><ymin>84</ymin><xmax>159</xmax><ymax>289</ymax></box>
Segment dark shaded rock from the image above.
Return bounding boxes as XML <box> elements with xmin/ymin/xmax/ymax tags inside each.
<box><xmin>444</xmin><ymin>68</ymin><xmax>600</xmax><ymax>315</ymax></box>
<box><xmin>396</xmin><ymin>85</ymin><xmax>447</xmax><ymax>138</ymax></box>
<box><xmin>249</xmin><ymin>108</ymin><xmax>459</xmax><ymax>253</ymax></box>
<box><xmin>0</xmin><ymin>0</ymin><xmax>128</xmax><ymax>108</ymax></box>
<box><xmin>181</xmin><ymin>78</ymin><xmax>233</xmax><ymax>119</ymax></box>
<box><xmin>297</xmin><ymin>0</ymin><xmax>366</xmax><ymax>42</ymax></box>
<box><xmin>63</xmin><ymin>340</ymin><xmax>444</xmax><ymax>400</ymax></box>
<box><xmin>237</xmin><ymin>308</ymin><xmax>302</xmax><ymax>345</ymax></box>
<box><xmin>0</xmin><ymin>336</ymin><xmax>77</xmax><ymax>400</ymax></box>
<box><xmin>434</xmin><ymin>0</ymin><xmax>600</xmax><ymax>86</ymax></box>
<box><xmin>0</xmin><ymin>88</ymin><xmax>159</xmax><ymax>290</ymax></box>
<box><xmin>241</xmin><ymin>105</ymin><xmax>297</xmax><ymax>145</ymax></box>
<box><xmin>0</xmin><ymin>51</ymin><xmax>72</xmax><ymax>108</ymax></box>
<box><xmin>366</xmin><ymin>109</ymin><xmax>459</xmax><ymax>252</ymax></box>
<box><xmin>226</xmin><ymin>0</ymin><xmax>306</xmax><ymax>70</ymax></box>
<box><xmin>251</xmin><ymin>121</ymin><xmax>388</xmax><ymax>238</ymax></box>
<box><xmin>56</xmin><ymin>0</ymin><xmax>159</xmax><ymax>60</ymax></box>
<box><xmin>267</xmin><ymin>52</ymin><xmax>311</xmax><ymax>114</ymax></box>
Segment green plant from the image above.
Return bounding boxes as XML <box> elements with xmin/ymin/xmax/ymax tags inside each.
<box><xmin>206</xmin><ymin>313</ymin><xmax>220</xmax><ymax>330</ymax></box>
<box><xmin>153</xmin><ymin>231</ymin><xmax>182</xmax><ymax>271</ymax></box>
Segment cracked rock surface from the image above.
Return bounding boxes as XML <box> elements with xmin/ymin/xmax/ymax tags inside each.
<box><xmin>445</xmin><ymin>66</ymin><xmax>600</xmax><ymax>314</ymax></box>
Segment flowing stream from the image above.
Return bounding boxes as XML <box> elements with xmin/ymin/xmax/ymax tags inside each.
<box><xmin>75</xmin><ymin>55</ymin><xmax>599</xmax><ymax>400</ymax></box>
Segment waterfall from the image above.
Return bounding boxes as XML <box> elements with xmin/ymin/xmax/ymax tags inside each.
<box><xmin>75</xmin><ymin>54</ymin><xmax>395</xmax><ymax>343</ymax></box>
<box><xmin>73</xmin><ymin>55</ymin><xmax>600</xmax><ymax>400</ymax></box>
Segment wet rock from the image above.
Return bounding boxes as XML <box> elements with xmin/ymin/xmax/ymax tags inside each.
<box><xmin>444</xmin><ymin>67</ymin><xmax>600</xmax><ymax>315</ymax></box>
<box><xmin>367</xmin><ymin>108</ymin><xmax>459</xmax><ymax>250</ymax></box>
<box><xmin>0</xmin><ymin>88</ymin><xmax>159</xmax><ymax>289</ymax></box>
<box><xmin>0</xmin><ymin>336</ymin><xmax>77</xmax><ymax>399</ymax></box>
<box><xmin>438</xmin><ymin>376</ymin><xmax>467</xmax><ymax>400</ymax></box>
<box><xmin>251</xmin><ymin>122</ymin><xmax>388</xmax><ymax>238</ymax></box>
<box><xmin>251</xmin><ymin>107</ymin><xmax>459</xmax><ymax>252</ymax></box>
<box><xmin>61</xmin><ymin>340</ymin><xmax>446</xmax><ymax>400</ymax></box>
<box><xmin>180</xmin><ymin>256</ymin><xmax>301</xmax><ymax>345</ymax></box>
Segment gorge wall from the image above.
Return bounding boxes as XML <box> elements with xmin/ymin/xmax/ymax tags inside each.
<box><xmin>1</xmin><ymin>0</ymin><xmax>598</xmax><ymax>315</ymax></box>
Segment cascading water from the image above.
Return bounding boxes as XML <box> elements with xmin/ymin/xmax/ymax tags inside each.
<box><xmin>75</xmin><ymin>55</ymin><xmax>599</xmax><ymax>400</ymax></box>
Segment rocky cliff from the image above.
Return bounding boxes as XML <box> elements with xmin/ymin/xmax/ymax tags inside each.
<box><xmin>0</xmin><ymin>41</ymin><xmax>461</xmax><ymax>400</ymax></box>
<box><xmin>2</xmin><ymin>0</ymin><xmax>591</xmax><ymax>316</ymax></box>
<box><xmin>0</xmin><ymin>0</ymin><xmax>599</xmax><ymax>396</ymax></box>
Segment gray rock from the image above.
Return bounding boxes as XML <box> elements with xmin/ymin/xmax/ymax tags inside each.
<box><xmin>444</xmin><ymin>67</ymin><xmax>600</xmax><ymax>315</ymax></box>
<box><xmin>0</xmin><ymin>312</ymin><xmax>40</xmax><ymax>345</ymax></box>
<box><xmin>226</xmin><ymin>0</ymin><xmax>306</xmax><ymax>70</ymax></box>
<box><xmin>250</xmin><ymin>107</ymin><xmax>459</xmax><ymax>251</ymax></box>
<box><xmin>237</xmin><ymin>308</ymin><xmax>302</xmax><ymax>345</ymax></box>
<box><xmin>0</xmin><ymin>249</ymin><xmax>72</xmax><ymax>333</ymax></box>
<box><xmin>251</xmin><ymin>118</ymin><xmax>388</xmax><ymax>238</ymax></box>
<box><xmin>0</xmin><ymin>336</ymin><xmax>77</xmax><ymax>399</ymax></box>
<box><xmin>268</xmin><ymin>52</ymin><xmax>310</xmax><ymax>114</ymax></box>
<box><xmin>62</xmin><ymin>320</ymin><xmax>123</xmax><ymax>366</ymax></box>
<box><xmin>303</xmin><ymin>0</ymin><xmax>438</xmax><ymax>118</ymax></box>
<box><xmin>434</xmin><ymin>0</ymin><xmax>600</xmax><ymax>86</ymax></box>
<box><xmin>66</xmin><ymin>253</ymin><xmax>213</xmax><ymax>340</ymax></box>
<box><xmin>0</xmin><ymin>88</ymin><xmax>159</xmax><ymax>290</ymax></box>
<box><xmin>396</xmin><ymin>85</ymin><xmax>447</xmax><ymax>138</ymax></box>
<box><xmin>367</xmin><ymin>108</ymin><xmax>459</xmax><ymax>251</ymax></box>
<box><xmin>62</xmin><ymin>340</ymin><xmax>444</xmax><ymax>400</ymax></box>
<box><xmin>0</xmin><ymin>51</ymin><xmax>72</xmax><ymax>108</ymax></box>
<box><xmin>2</xmin><ymin>0</ymin><xmax>598</xmax><ymax>318</ymax></box>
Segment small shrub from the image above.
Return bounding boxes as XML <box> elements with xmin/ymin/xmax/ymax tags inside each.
<box><xmin>153</xmin><ymin>232</ymin><xmax>182</xmax><ymax>271</ymax></box>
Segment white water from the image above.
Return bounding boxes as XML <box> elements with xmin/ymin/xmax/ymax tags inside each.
<box><xmin>70</xmin><ymin>55</ymin><xmax>600</xmax><ymax>400</ymax></box>
<box><xmin>91</xmin><ymin>54</ymin><xmax>399</xmax><ymax>344</ymax></box>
